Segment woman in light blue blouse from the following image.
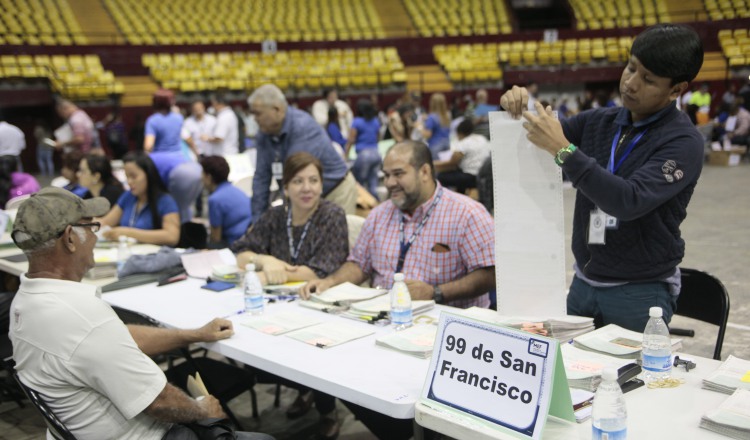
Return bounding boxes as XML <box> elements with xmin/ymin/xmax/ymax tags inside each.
<box><xmin>100</xmin><ymin>152</ymin><xmax>180</xmax><ymax>246</ymax></box>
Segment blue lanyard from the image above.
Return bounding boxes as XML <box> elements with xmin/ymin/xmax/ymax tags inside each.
<box><xmin>286</xmin><ymin>207</ymin><xmax>313</xmax><ymax>265</ymax></box>
<box><xmin>128</xmin><ymin>201</ymin><xmax>146</xmax><ymax>227</ymax></box>
<box><xmin>608</xmin><ymin>127</ymin><xmax>647</xmax><ymax>174</ymax></box>
<box><xmin>396</xmin><ymin>187</ymin><xmax>443</xmax><ymax>274</ymax></box>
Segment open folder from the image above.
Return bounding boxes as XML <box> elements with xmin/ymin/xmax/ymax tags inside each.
<box><xmin>186</xmin><ymin>372</ymin><xmax>209</xmax><ymax>399</ymax></box>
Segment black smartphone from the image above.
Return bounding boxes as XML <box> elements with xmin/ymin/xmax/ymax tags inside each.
<box><xmin>201</xmin><ymin>281</ymin><xmax>235</xmax><ymax>292</ymax></box>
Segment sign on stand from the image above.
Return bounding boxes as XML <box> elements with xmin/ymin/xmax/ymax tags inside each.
<box><xmin>418</xmin><ymin>312</ymin><xmax>574</xmax><ymax>439</ymax></box>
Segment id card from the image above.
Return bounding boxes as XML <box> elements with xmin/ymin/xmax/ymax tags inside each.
<box><xmin>272</xmin><ymin>161</ymin><xmax>283</xmax><ymax>180</ymax></box>
<box><xmin>588</xmin><ymin>209</ymin><xmax>606</xmax><ymax>245</ymax></box>
<box><xmin>605</xmin><ymin>214</ymin><xmax>619</xmax><ymax>230</ymax></box>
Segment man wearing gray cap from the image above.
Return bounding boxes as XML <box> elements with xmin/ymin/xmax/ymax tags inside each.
<box><xmin>8</xmin><ymin>187</ymin><xmax>272</xmax><ymax>439</ymax></box>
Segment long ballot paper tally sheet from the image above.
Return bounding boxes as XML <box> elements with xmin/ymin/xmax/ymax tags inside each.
<box><xmin>489</xmin><ymin>112</ymin><xmax>567</xmax><ymax>316</ymax></box>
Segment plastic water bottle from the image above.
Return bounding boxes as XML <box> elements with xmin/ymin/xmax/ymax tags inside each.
<box><xmin>116</xmin><ymin>236</ymin><xmax>131</xmax><ymax>273</ymax></box>
<box><xmin>641</xmin><ymin>306</ymin><xmax>672</xmax><ymax>383</ymax></box>
<box><xmin>243</xmin><ymin>264</ymin><xmax>264</xmax><ymax>315</ymax></box>
<box><xmin>592</xmin><ymin>368</ymin><xmax>627</xmax><ymax>440</ymax></box>
<box><xmin>390</xmin><ymin>273</ymin><xmax>412</xmax><ymax>330</ymax></box>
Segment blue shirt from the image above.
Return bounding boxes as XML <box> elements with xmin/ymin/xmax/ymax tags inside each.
<box><xmin>473</xmin><ymin>103</ymin><xmax>498</xmax><ymax>118</ymax></box>
<box><xmin>145</xmin><ymin>112</ymin><xmax>184</xmax><ymax>153</ymax></box>
<box><xmin>64</xmin><ymin>182</ymin><xmax>88</xmax><ymax>198</ymax></box>
<box><xmin>208</xmin><ymin>182</ymin><xmax>252</xmax><ymax>245</ymax></box>
<box><xmin>352</xmin><ymin>117</ymin><xmax>380</xmax><ymax>152</ymax></box>
<box><xmin>424</xmin><ymin>113</ymin><xmax>451</xmax><ymax>149</ymax></box>
<box><xmin>252</xmin><ymin>107</ymin><xmax>348</xmax><ymax>219</ymax></box>
<box><xmin>116</xmin><ymin>191</ymin><xmax>179</xmax><ymax>230</ymax></box>
<box><xmin>327</xmin><ymin>122</ymin><xmax>346</xmax><ymax>146</ymax></box>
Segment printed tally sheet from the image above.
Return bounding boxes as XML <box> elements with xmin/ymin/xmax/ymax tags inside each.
<box><xmin>489</xmin><ymin>112</ymin><xmax>567</xmax><ymax>316</ymax></box>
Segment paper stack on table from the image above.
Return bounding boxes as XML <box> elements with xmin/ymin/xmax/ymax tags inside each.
<box><xmin>700</xmin><ymin>388</ymin><xmax>750</xmax><ymax>439</ymax></box>
<box><xmin>285</xmin><ymin>321</ymin><xmax>374</xmax><ymax>348</ymax></box>
<box><xmin>561</xmin><ymin>344</ymin><xmax>634</xmax><ymax>391</ymax></box>
<box><xmin>572</xmin><ymin>323</ymin><xmax>682</xmax><ymax>359</ymax></box>
<box><xmin>457</xmin><ymin>307</ymin><xmax>595</xmax><ymax>342</ymax></box>
<box><xmin>703</xmin><ymin>356</ymin><xmax>750</xmax><ymax>394</ymax></box>
<box><xmin>375</xmin><ymin>324</ymin><xmax>437</xmax><ymax>358</ymax></box>
<box><xmin>344</xmin><ymin>295</ymin><xmax>435</xmax><ymax>319</ymax></box>
<box><xmin>241</xmin><ymin>311</ymin><xmax>323</xmax><ymax>335</ymax></box>
<box><xmin>307</xmin><ymin>282</ymin><xmax>387</xmax><ymax>306</ymax></box>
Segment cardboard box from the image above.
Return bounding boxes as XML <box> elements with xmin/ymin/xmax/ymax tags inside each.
<box><xmin>708</xmin><ymin>146</ymin><xmax>747</xmax><ymax>166</ymax></box>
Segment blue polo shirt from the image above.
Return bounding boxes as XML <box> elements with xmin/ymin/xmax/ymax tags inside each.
<box><xmin>208</xmin><ymin>182</ymin><xmax>252</xmax><ymax>245</ymax></box>
<box><xmin>352</xmin><ymin>117</ymin><xmax>380</xmax><ymax>152</ymax></box>
<box><xmin>116</xmin><ymin>191</ymin><xmax>179</xmax><ymax>230</ymax></box>
<box><xmin>424</xmin><ymin>113</ymin><xmax>450</xmax><ymax>149</ymax></box>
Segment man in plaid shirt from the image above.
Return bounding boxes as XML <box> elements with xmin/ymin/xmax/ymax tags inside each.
<box><xmin>303</xmin><ymin>140</ymin><xmax>495</xmax><ymax>309</ymax></box>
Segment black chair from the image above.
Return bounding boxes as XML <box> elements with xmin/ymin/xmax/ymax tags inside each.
<box><xmin>0</xmin><ymin>292</ymin><xmax>25</xmax><ymax>408</ymax></box>
<box><xmin>178</xmin><ymin>222</ymin><xmax>208</xmax><ymax>250</ymax></box>
<box><xmin>112</xmin><ymin>306</ymin><xmax>275</xmax><ymax>427</ymax></box>
<box><xmin>6</xmin><ymin>359</ymin><xmax>77</xmax><ymax>440</ymax></box>
<box><xmin>669</xmin><ymin>268</ymin><xmax>730</xmax><ymax>360</ymax></box>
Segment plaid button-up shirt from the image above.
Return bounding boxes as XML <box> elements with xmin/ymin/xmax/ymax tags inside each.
<box><xmin>349</xmin><ymin>184</ymin><xmax>495</xmax><ymax>308</ymax></box>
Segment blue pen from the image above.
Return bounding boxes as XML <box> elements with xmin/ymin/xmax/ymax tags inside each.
<box><xmin>223</xmin><ymin>310</ymin><xmax>245</xmax><ymax>318</ymax></box>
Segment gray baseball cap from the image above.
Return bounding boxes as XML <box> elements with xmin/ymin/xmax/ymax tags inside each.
<box><xmin>11</xmin><ymin>187</ymin><xmax>110</xmax><ymax>250</ymax></box>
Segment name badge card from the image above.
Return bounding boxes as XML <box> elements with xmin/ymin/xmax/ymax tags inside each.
<box><xmin>420</xmin><ymin>312</ymin><xmax>574</xmax><ymax>439</ymax></box>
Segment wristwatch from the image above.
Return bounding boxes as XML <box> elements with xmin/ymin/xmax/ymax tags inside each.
<box><xmin>433</xmin><ymin>285</ymin><xmax>444</xmax><ymax>304</ymax></box>
<box><xmin>554</xmin><ymin>143</ymin><xmax>577</xmax><ymax>166</ymax></box>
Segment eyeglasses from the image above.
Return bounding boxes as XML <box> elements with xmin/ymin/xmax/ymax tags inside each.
<box><xmin>70</xmin><ymin>222</ymin><xmax>101</xmax><ymax>233</ymax></box>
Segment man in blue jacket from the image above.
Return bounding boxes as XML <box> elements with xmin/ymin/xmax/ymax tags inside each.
<box><xmin>501</xmin><ymin>24</ymin><xmax>704</xmax><ymax>332</ymax></box>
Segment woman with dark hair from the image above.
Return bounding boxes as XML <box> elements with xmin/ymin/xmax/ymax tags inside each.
<box><xmin>200</xmin><ymin>155</ymin><xmax>252</xmax><ymax>246</ymax></box>
<box><xmin>78</xmin><ymin>154</ymin><xmax>124</xmax><ymax>207</ymax></box>
<box><xmin>231</xmin><ymin>151</ymin><xmax>348</xmax><ymax>439</ymax></box>
<box><xmin>344</xmin><ymin>98</ymin><xmax>382</xmax><ymax>198</ymax></box>
<box><xmin>100</xmin><ymin>151</ymin><xmax>180</xmax><ymax>246</ymax></box>
<box><xmin>326</xmin><ymin>106</ymin><xmax>346</xmax><ymax>147</ymax></box>
<box><xmin>0</xmin><ymin>155</ymin><xmax>39</xmax><ymax>209</ymax></box>
<box><xmin>144</xmin><ymin>89</ymin><xmax>203</xmax><ymax>223</ymax></box>
<box><xmin>60</xmin><ymin>150</ymin><xmax>88</xmax><ymax>198</ymax></box>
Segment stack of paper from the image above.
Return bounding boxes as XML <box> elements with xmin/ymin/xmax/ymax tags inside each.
<box><xmin>572</xmin><ymin>324</ymin><xmax>682</xmax><ymax>359</ymax></box>
<box><xmin>308</xmin><ymin>282</ymin><xmax>387</xmax><ymax>306</ymax></box>
<box><xmin>561</xmin><ymin>344</ymin><xmax>634</xmax><ymax>391</ymax></box>
<box><xmin>571</xmin><ymin>388</ymin><xmax>595</xmax><ymax>423</ymax></box>
<box><xmin>703</xmin><ymin>356</ymin><xmax>750</xmax><ymax>394</ymax></box>
<box><xmin>375</xmin><ymin>325</ymin><xmax>437</xmax><ymax>358</ymax></box>
<box><xmin>457</xmin><ymin>307</ymin><xmax>595</xmax><ymax>342</ymax></box>
<box><xmin>344</xmin><ymin>295</ymin><xmax>435</xmax><ymax>319</ymax></box>
<box><xmin>700</xmin><ymin>388</ymin><xmax>750</xmax><ymax>439</ymax></box>
<box><xmin>285</xmin><ymin>321</ymin><xmax>374</xmax><ymax>348</ymax></box>
<box><xmin>241</xmin><ymin>311</ymin><xmax>322</xmax><ymax>335</ymax></box>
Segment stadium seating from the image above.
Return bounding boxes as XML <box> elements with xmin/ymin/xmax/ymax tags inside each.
<box><xmin>718</xmin><ymin>28</ymin><xmax>750</xmax><ymax>68</ymax></box>
<box><xmin>142</xmin><ymin>47</ymin><xmax>406</xmax><ymax>93</ymax></box>
<box><xmin>705</xmin><ymin>0</ymin><xmax>750</xmax><ymax>20</ymax></box>
<box><xmin>568</xmin><ymin>0</ymin><xmax>670</xmax><ymax>30</ymax></box>
<box><xmin>103</xmin><ymin>0</ymin><xmax>387</xmax><ymax>45</ymax></box>
<box><xmin>0</xmin><ymin>0</ymin><xmax>87</xmax><ymax>45</ymax></box>
<box><xmin>0</xmin><ymin>53</ymin><xmax>122</xmax><ymax>99</ymax></box>
<box><xmin>403</xmin><ymin>0</ymin><xmax>512</xmax><ymax>37</ymax></box>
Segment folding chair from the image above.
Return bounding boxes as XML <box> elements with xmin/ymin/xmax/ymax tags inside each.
<box><xmin>669</xmin><ymin>268</ymin><xmax>730</xmax><ymax>360</ymax></box>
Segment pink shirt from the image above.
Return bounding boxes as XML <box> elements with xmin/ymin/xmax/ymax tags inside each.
<box><xmin>9</xmin><ymin>172</ymin><xmax>39</xmax><ymax>200</ymax></box>
<box><xmin>349</xmin><ymin>184</ymin><xmax>495</xmax><ymax>308</ymax></box>
<box><xmin>69</xmin><ymin>109</ymin><xmax>96</xmax><ymax>153</ymax></box>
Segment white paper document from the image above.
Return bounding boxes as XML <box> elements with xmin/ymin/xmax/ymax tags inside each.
<box><xmin>241</xmin><ymin>311</ymin><xmax>322</xmax><ymax>335</ymax></box>
<box><xmin>489</xmin><ymin>112</ymin><xmax>567</xmax><ymax>316</ymax></box>
<box><xmin>309</xmin><ymin>282</ymin><xmax>387</xmax><ymax>305</ymax></box>
<box><xmin>180</xmin><ymin>249</ymin><xmax>237</xmax><ymax>279</ymax></box>
<box><xmin>285</xmin><ymin>321</ymin><xmax>374</xmax><ymax>348</ymax></box>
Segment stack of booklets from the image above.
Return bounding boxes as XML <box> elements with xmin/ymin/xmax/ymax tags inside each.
<box><xmin>572</xmin><ymin>323</ymin><xmax>682</xmax><ymax>359</ymax></box>
<box><xmin>561</xmin><ymin>344</ymin><xmax>634</xmax><ymax>391</ymax></box>
<box><xmin>299</xmin><ymin>282</ymin><xmax>387</xmax><ymax>312</ymax></box>
<box><xmin>700</xmin><ymin>388</ymin><xmax>750</xmax><ymax>439</ymax></box>
<box><xmin>457</xmin><ymin>307</ymin><xmax>595</xmax><ymax>341</ymax></box>
<box><xmin>703</xmin><ymin>356</ymin><xmax>750</xmax><ymax>394</ymax></box>
<box><xmin>375</xmin><ymin>324</ymin><xmax>437</xmax><ymax>358</ymax></box>
<box><xmin>342</xmin><ymin>295</ymin><xmax>435</xmax><ymax>320</ymax></box>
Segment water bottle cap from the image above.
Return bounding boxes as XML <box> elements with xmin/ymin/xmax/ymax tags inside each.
<box><xmin>245</xmin><ymin>263</ymin><xmax>256</xmax><ymax>271</ymax></box>
<box><xmin>393</xmin><ymin>273</ymin><xmax>405</xmax><ymax>282</ymax></box>
<box><xmin>649</xmin><ymin>306</ymin><xmax>663</xmax><ymax>318</ymax></box>
<box><xmin>601</xmin><ymin>368</ymin><xmax>618</xmax><ymax>382</ymax></box>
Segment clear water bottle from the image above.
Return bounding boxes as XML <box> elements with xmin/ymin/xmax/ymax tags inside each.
<box><xmin>116</xmin><ymin>235</ymin><xmax>131</xmax><ymax>273</ymax></box>
<box><xmin>641</xmin><ymin>306</ymin><xmax>672</xmax><ymax>383</ymax></box>
<box><xmin>243</xmin><ymin>264</ymin><xmax>264</xmax><ymax>315</ymax></box>
<box><xmin>390</xmin><ymin>273</ymin><xmax>412</xmax><ymax>330</ymax></box>
<box><xmin>592</xmin><ymin>368</ymin><xmax>627</xmax><ymax>440</ymax></box>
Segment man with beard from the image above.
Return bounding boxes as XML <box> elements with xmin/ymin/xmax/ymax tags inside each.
<box><xmin>500</xmin><ymin>23</ymin><xmax>704</xmax><ymax>332</ymax></box>
<box><xmin>302</xmin><ymin>140</ymin><xmax>495</xmax><ymax>308</ymax></box>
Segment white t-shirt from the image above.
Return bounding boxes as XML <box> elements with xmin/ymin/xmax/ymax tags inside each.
<box><xmin>213</xmin><ymin>107</ymin><xmax>239</xmax><ymax>155</ymax></box>
<box><xmin>9</xmin><ymin>275</ymin><xmax>169</xmax><ymax>440</ymax></box>
<box><xmin>184</xmin><ymin>113</ymin><xmax>217</xmax><ymax>156</ymax></box>
<box><xmin>454</xmin><ymin>133</ymin><xmax>491</xmax><ymax>175</ymax></box>
<box><xmin>0</xmin><ymin>121</ymin><xmax>26</xmax><ymax>156</ymax></box>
